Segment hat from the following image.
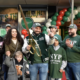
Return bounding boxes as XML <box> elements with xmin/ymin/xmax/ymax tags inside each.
<box><xmin>32</xmin><ymin>23</ymin><xmax>42</xmax><ymax>28</ymax></box>
<box><xmin>5</xmin><ymin>24</ymin><xmax>11</xmax><ymax>28</ymax></box>
<box><xmin>54</xmin><ymin>34</ymin><xmax>61</xmax><ymax>43</ymax></box>
<box><xmin>68</xmin><ymin>24</ymin><xmax>77</xmax><ymax>29</ymax></box>
<box><xmin>49</xmin><ymin>25</ymin><xmax>57</xmax><ymax>29</ymax></box>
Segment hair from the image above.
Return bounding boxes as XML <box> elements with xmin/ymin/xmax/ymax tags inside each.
<box><xmin>15</xmin><ymin>51</ymin><xmax>23</xmax><ymax>57</ymax></box>
<box><xmin>56</xmin><ymin>29</ymin><xmax>58</xmax><ymax>32</ymax></box>
<box><xmin>5</xmin><ymin>28</ymin><xmax>24</xmax><ymax>46</ymax></box>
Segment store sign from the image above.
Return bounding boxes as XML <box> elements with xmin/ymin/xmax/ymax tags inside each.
<box><xmin>24</xmin><ymin>11</ymin><xmax>46</xmax><ymax>18</ymax></box>
<box><xmin>0</xmin><ymin>29</ymin><xmax>6</xmax><ymax>37</ymax></box>
<box><xmin>0</xmin><ymin>13</ymin><xmax>18</xmax><ymax>22</ymax></box>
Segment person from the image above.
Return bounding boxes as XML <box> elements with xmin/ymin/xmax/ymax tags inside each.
<box><xmin>61</xmin><ymin>24</ymin><xmax>80</xmax><ymax>80</ymax></box>
<box><xmin>48</xmin><ymin>35</ymin><xmax>67</xmax><ymax>80</ymax></box>
<box><xmin>4</xmin><ymin>51</ymin><xmax>29</xmax><ymax>80</ymax></box>
<box><xmin>22</xmin><ymin>23</ymin><xmax>55</xmax><ymax>80</ymax></box>
<box><xmin>5</xmin><ymin>28</ymin><xmax>24</xmax><ymax>58</ymax></box>
<box><xmin>49</xmin><ymin>25</ymin><xmax>62</xmax><ymax>43</ymax></box>
<box><xmin>2</xmin><ymin>24</ymin><xmax>11</xmax><ymax>80</ymax></box>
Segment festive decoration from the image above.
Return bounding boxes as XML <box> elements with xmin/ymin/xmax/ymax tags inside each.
<box><xmin>76</xmin><ymin>12</ymin><xmax>80</xmax><ymax>18</ymax></box>
<box><xmin>65</xmin><ymin>11</ymin><xmax>70</xmax><ymax>17</ymax></box>
<box><xmin>42</xmin><ymin>31</ymin><xmax>48</xmax><ymax>34</ymax></box>
<box><xmin>56</xmin><ymin>20</ymin><xmax>61</xmax><ymax>26</ymax></box>
<box><xmin>47</xmin><ymin>19</ymin><xmax>52</xmax><ymax>22</ymax></box>
<box><xmin>67</xmin><ymin>17</ymin><xmax>71</xmax><ymax>22</ymax></box>
<box><xmin>63</xmin><ymin>16</ymin><xmax>68</xmax><ymax>22</ymax></box>
<box><xmin>74</xmin><ymin>10</ymin><xmax>78</xmax><ymax>15</ymax></box>
<box><xmin>51</xmin><ymin>21</ymin><xmax>56</xmax><ymax>25</ymax></box>
<box><xmin>59</xmin><ymin>10</ymin><xmax>65</xmax><ymax>16</ymax></box>
<box><xmin>63</xmin><ymin>8</ymin><xmax>67</xmax><ymax>12</ymax></box>
<box><xmin>69</xmin><ymin>14</ymin><xmax>75</xmax><ymax>19</ymax></box>
<box><xmin>52</xmin><ymin>16</ymin><xmax>57</xmax><ymax>21</ymax></box>
<box><xmin>56</xmin><ymin>26</ymin><xmax>59</xmax><ymax>29</ymax></box>
<box><xmin>46</xmin><ymin>22</ymin><xmax>51</xmax><ymax>27</ymax></box>
<box><xmin>42</xmin><ymin>26</ymin><xmax>47</xmax><ymax>31</ymax></box>
<box><xmin>61</xmin><ymin>21</ymin><xmax>65</xmax><ymax>25</ymax></box>
<box><xmin>21</xmin><ymin>29</ymin><xmax>28</xmax><ymax>35</ymax></box>
<box><xmin>57</xmin><ymin>15</ymin><xmax>63</xmax><ymax>21</ymax></box>
<box><xmin>54</xmin><ymin>12</ymin><xmax>59</xmax><ymax>16</ymax></box>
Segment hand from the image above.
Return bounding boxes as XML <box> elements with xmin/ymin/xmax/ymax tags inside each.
<box><xmin>26</xmin><ymin>45</ymin><xmax>31</xmax><ymax>50</ymax></box>
<box><xmin>66</xmin><ymin>39</ymin><xmax>73</xmax><ymax>48</ymax></box>
<box><xmin>26</xmin><ymin>71</ymin><xmax>29</xmax><ymax>74</ymax></box>
<box><xmin>59</xmin><ymin>69</ymin><xmax>63</xmax><ymax>73</ymax></box>
<box><xmin>6</xmin><ymin>51</ymin><xmax>10</xmax><ymax>57</ymax></box>
<box><xmin>48</xmin><ymin>32</ymin><xmax>54</xmax><ymax>38</ymax></box>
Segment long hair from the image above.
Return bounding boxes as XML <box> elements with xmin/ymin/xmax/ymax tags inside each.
<box><xmin>5</xmin><ymin>28</ymin><xmax>24</xmax><ymax>46</ymax></box>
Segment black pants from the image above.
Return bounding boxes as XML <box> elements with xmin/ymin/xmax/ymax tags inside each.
<box><xmin>18</xmin><ymin>76</ymin><xmax>22</xmax><ymax>80</ymax></box>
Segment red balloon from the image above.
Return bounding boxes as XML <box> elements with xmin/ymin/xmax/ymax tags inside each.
<box><xmin>57</xmin><ymin>15</ymin><xmax>63</xmax><ymax>21</ymax></box>
<box><xmin>56</xmin><ymin>26</ymin><xmax>59</xmax><ymax>29</ymax></box>
<box><xmin>24</xmin><ymin>34</ymin><xmax>29</xmax><ymax>38</ymax></box>
<box><xmin>56</xmin><ymin>20</ymin><xmax>61</xmax><ymax>26</ymax></box>
<box><xmin>59</xmin><ymin>10</ymin><xmax>65</xmax><ymax>16</ymax></box>
<box><xmin>21</xmin><ymin>29</ymin><xmax>27</xmax><ymax>35</ymax></box>
<box><xmin>63</xmin><ymin>8</ymin><xmax>67</xmax><ymax>12</ymax></box>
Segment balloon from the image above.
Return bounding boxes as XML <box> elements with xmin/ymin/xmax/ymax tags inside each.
<box><xmin>65</xmin><ymin>11</ymin><xmax>70</xmax><ymax>17</ymax></box>
<box><xmin>69</xmin><ymin>14</ymin><xmax>75</xmax><ymax>19</ymax></box>
<box><xmin>51</xmin><ymin>21</ymin><xmax>56</xmax><ymax>25</ymax></box>
<box><xmin>56</xmin><ymin>26</ymin><xmax>59</xmax><ymax>29</ymax></box>
<box><xmin>76</xmin><ymin>12</ymin><xmax>80</xmax><ymax>18</ymax></box>
<box><xmin>54</xmin><ymin>12</ymin><xmax>59</xmax><ymax>16</ymax></box>
<box><xmin>42</xmin><ymin>26</ymin><xmax>47</xmax><ymax>31</ymax></box>
<box><xmin>63</xmin><ymin>16</ymin><xmax>68</xmax><ymax>22</ymax></box>
<box><xmin>68</xmin><ymin>7</ymin><xmax>77</xmax><ymax>13</ymax></box>
<box><xmin>77</xmin><ymin>6</ymin><xmax>80</xmax><ymax>12</ymax></box>
<box><xmin>61</xmin><ymin>21</ymin><xmax>65</xmax><ymax>25</ymax></box>
<box><xmin>74</xmin><ymin>15</ymin><xmax>77</xmax><ymax>20</ymax></box>
<box><xmin>52</xmin><ymin>16</ymin><xmax>57</xmax><ymax>21</ymax></box>
<box><xmin>24</xmin><ymin>34</ymin><xmax>29</xmax><ymax>38</ymax></box>
<box><xmin>63</xmin><ymin>8</ymin><xmax>67</xmax><ymax>12</ymax></box>
<box><xmin>21</xmin><ymin>29</ymin><xmax>27</xmax><ymax>35</ymax></box>
<box><xmin>47</xmin><ymin>18</ymin><xmax>52</xmax><ymax>22</ymax></box>
<box><xmin>74</xmin><ymin>10</ymin><xmax>78</xmax><ymax>15</ymax></box>
<box><xmin>46</xmin><ymin>22</ymin><xmax>51</xmax><ymax>28</ymax></box>
<box><xmin>57</xmin><ymin>15</ymin><xmax>63</xmax><ymax>21</ymax></box>
<box><xmin>42</xmin><ymin>31</ymin><xmax>48</xmax><ymax>34</ymax></box>
<box><xmin>59</xmin><ymin>10</ymin><xmax>65</xmax><ymax>16</ymax></box>
<box><xmin>67</xmin><ymin>17</ymin><xmax>71</xmax><ymax>22</ymax></box>
<box><xmin>56</xmin><ymin>20</ymin><xmax>61</xmax><ymax>26</ymax></box>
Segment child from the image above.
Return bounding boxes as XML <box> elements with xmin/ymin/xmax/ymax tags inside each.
<box><xmin>48</xmin><ymin>35</ymin><xmax>67</xmax><ymax>80</ymax></box>
<box><xmin>4</xmin><ymin>51</ymin><xmax>29</xmax><ymax>80</ymax></box>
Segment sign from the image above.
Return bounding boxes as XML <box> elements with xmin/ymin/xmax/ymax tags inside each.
<box><xmin>0</xmin><ymin>29</ymin><xmax>6</xmax><ymax>37</ymax></box>
<box><xmin>21</xmin><ymin>17</ymin><xmax>33</xmax><ymax>29</ymax></box>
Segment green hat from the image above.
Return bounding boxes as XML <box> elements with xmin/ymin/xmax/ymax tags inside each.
<box><xmin>68</xmin><ymin>24</ymin><xmax>77</xmax><ymax>29</ymax></box>
<box><xmin>49</xmin><ymin>25</ymin><xmax>57</xmax><ymax>29</ymax></box>
<box><xmin>5</xmin><ymin>24</ymin><xmax>11</xmax><ymax>28</ymax></box>
<box><xmin>54</xmin><ymin>34</ymin><xmax>61</xmax><ymax>43</ymax></box>
<box><xmin>32</xmin><ymin>23</ymin><xmax>42</xmax><ymax>28</ymax></box>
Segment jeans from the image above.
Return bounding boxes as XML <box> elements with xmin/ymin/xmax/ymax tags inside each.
<box><xmin>65</xmin><ymin>62</ymin><xmax>80</xmax><ymax>80</ymax></box>
<box><xmin>29</xmin><ymin>63</ymin><xmax>48</xmax><ymax>80</ymax></box>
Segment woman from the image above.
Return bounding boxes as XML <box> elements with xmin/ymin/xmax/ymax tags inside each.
<box><xmin>5</xmin><ymin>28</ymin><xmax>24</xmax><ymax>58</ymax></box>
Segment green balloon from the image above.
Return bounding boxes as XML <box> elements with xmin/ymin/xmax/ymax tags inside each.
<box><xmin>51</xmin><ymin>21</ymin><xmax>56</xmax><ymax>25</ymax></box>
<box><xmin>42</xmin><ymin>31</ymin><xmax>48</xmax><ymax>34</ymax></box>
<box><xmin>65</xmin><ymin>11</ymin><xmax>70</xmax><ymax>17</ymax></box>
<box><xmin>42</xmin><ymin>26</ymin><xmax>47</xmax><ymax>31</ymax></box>
<box><xmin>63</xmin><ymin>16</ymin><xmax>68</xmax><ymax>22</ymax></box>
<box><xmin>68</xmin><ymin>7</ymin><xmax>77</xmax><ymax>13</ymax></box>
<box><xmin>76</xmin><ymin>12</ymin><xmax>80</xmax><ymax>18</ymax></box>
<box><xmin>52</xmin><ymin>16</ymin><xmax>57</xmax><ymax>21</ymax></box>
<box><xmin>74</xmin><ymin>15</ymin><xmax>77</xmax><ymax>20</ymax></box>
<box><xmin>61</xmin><ymin>21</ymin><xmax>65</xmax><ymax>25</ymax></box>
<box><xmin>54</xmin><ymin>12</ymin><xmax>59</xmax><ymax>16</ymax></box>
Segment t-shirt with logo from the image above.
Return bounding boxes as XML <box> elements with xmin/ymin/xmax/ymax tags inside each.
<box><xmin>61</xmin><ymin>35</ymin><xmax>80</xmax><ymax>62</ymax></box>
<box><xmin>48</xmin><ymin>46</ymin><xmax>67</xmax><ymax>78</ymax></box>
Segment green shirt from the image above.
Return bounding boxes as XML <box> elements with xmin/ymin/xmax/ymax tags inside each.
<box><xmin>48</xmin><ymin>46</ymin><xmax>67</xmax><ymax>78</ymax></box>
<box><xmin>61</xmin><ymin>35</ymin><xmax>80</xmax><ymax>62</ymax></box>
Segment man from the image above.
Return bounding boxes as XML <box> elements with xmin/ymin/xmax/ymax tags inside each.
<box><xmin>3</xmin><ymin>24</ymin><xmax>11</xmax><ymax>80</ymax></box>
<box><xmin>22</xmin><ymin>23</ymin><xmax>55</xmax><ymax>80</ymax></box>
<box><xmin>61</xmin><ymin>24</ymin><xmax>80</xmax><ymax>80</ymax></box>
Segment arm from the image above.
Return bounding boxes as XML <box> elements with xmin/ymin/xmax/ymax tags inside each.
<box><xmin>22</xmin><ymin>38</ymin><xmax>29</xmax><ymax>54</ymax></box>
<box><xmin>45</xmin><ymin>34</ymin><xmax>55</xmax><ymax>45</ymax></box>
<box><xmin>4</xmin><ymin>56</ymin><xmax>13</xmax><ymax>67</ymax></box>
